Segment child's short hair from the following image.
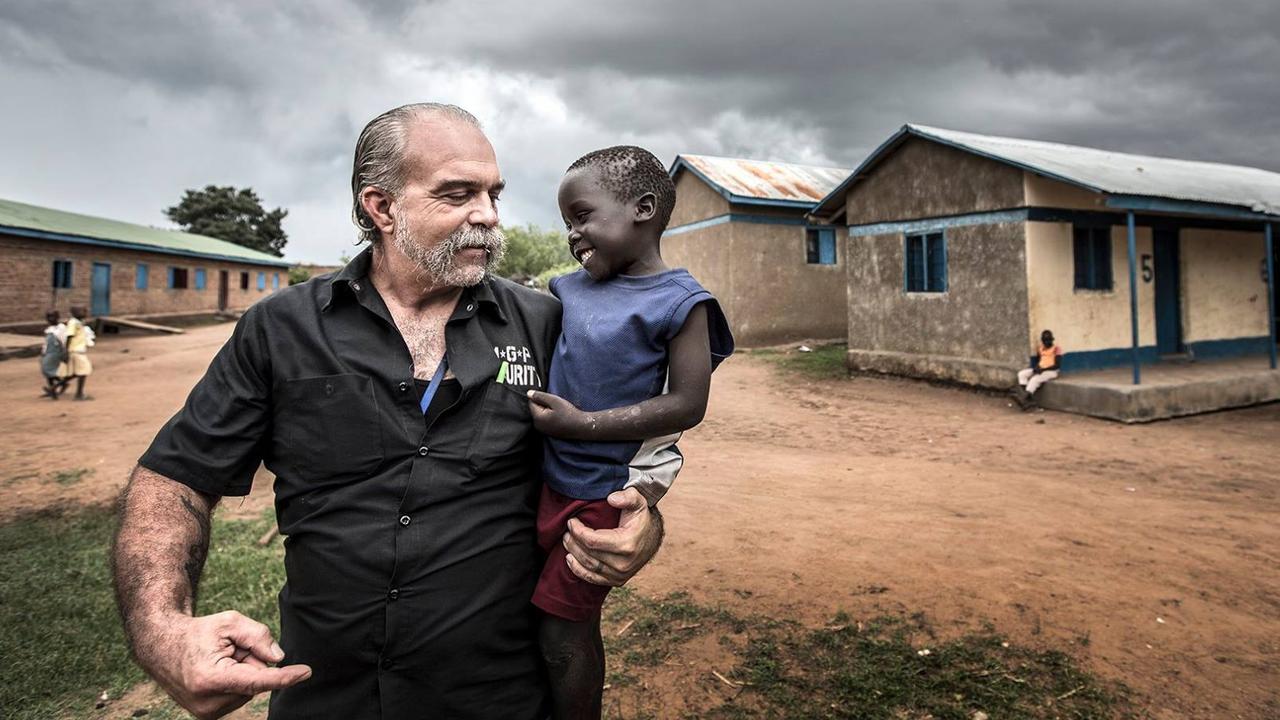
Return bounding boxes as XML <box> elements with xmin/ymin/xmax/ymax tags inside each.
<box><xmin>567</xmin><ymin>146</ymin><xmax>676</xmax><ymax>232</ymax></box>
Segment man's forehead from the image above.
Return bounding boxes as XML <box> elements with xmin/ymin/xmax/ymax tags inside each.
<box><xmin>403</xmin><ymin>116</ymin><xmax>501</xmax><ymax>185</ymax></box>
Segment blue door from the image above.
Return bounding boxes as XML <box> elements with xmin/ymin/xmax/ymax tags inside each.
<box><xmin>1153</xmin><ymin>229</ymin><xmax>1181</xmax><ymax>355</ymax></box>
<box><xmin>91</xmin><ymin>262</ymin><xmax>112</xmax><ymax>316</ymax></box>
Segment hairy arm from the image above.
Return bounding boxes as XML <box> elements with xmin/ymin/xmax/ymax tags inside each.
<box><xmin>529</xmin><ymin>304</ymin><xmax>713</xmax><ymax>441</ymax></box>
<box><xmin>112</xmin><ymin>466</ymin><xmax>309</xmax><ymax>719</ymax></box>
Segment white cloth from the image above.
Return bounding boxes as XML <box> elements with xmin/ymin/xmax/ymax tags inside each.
<box><xmin>1017</xmin><ymin>368</ymin><xmax>1059</xmax><ymax>395</ymax></box>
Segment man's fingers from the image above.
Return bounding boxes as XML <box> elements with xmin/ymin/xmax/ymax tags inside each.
<box><xmin>218</xmin><ymin>612</ymin><xmax>284</xmax><ymax>663</ymax></box>
<box><xmin>565</xmin><ymin>551</ymin><xmax>619</xmax><ymax>587</ymax></box>
<box><xmin>567</xmin><ymin>517</ymin><xmax>636</xmax><ymax>556</ymax></box>
<box><xmin>219</xmin><ymin>661</ymin><xmax>313</xmax><ymax>695</ymax></box>
<box><xmin>606</xmin><ymin>488</ymin><xmax>648</xmax><ymax>514</ymax></box>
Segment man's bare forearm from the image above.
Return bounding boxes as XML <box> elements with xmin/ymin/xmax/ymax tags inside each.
<box><xmin>112</xmin><ymin>465</ymin><xmax>218</xmax><ymax>666</ymax></box>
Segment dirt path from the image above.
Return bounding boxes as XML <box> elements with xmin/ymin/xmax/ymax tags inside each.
<box><xmin>2</xmin><ymin>323</ymin><xmax>1276</xmax><ymax>718</ymax></box>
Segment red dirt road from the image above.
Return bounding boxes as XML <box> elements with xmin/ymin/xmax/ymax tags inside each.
<box><xmin>2</xmin><ymin>322</ymin><xmax>1276</xmax><ymax>718</ymax></box>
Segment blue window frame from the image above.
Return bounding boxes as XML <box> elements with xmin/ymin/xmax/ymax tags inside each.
<box><xmin>194</xmin><ymin>268</ymin><xmax>207</xmax><ymax>290</ymax></box>
<box><xmin>272</xmin><ymin>273</ymin><xmax>280</xmax><ymax>290</ymax></box>
<box><xmin>904</xmin><ymin>231</ymin><xmax>947</xmax><ymax>293</ymax></box>
<box><xmin>257</xmin><ymin>272</ymin><xmax>266</xmax><ymax>291</ymax></box>
<box><xmin>52</xmin><ymin>260</ymin><xmax>73</xmax><ymax>288</ymax></box>
<box><xmin>136</xmin><ymin>263</ymin><xmax>148</xmax><ymax>290</ymax></box>
<box><xmin>1073</xmin><ymin>225</ymin><xmax>1113</xmax><ymax>290</ymax></box>
<box><xmin>805</xmin><ymin>227</ymin><xmax>837</xmax><ymax>265</ymax></box>
<box><xmin>168</xmin><ymin>267</ymin><xmax>189</xmax><ymax>289</ymax></box>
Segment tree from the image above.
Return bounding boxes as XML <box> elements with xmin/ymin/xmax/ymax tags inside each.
<box><xmin>495</xmin><ymin>223</ymin><xmax>573</xmax><ymax>282</ymax></box>
<box><xmin>165</xmin><ymin>186</ymin><xmax>288</xmax><ymax>257</ymax></box>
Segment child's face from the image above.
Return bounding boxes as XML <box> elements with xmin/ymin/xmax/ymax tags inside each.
<box><xmin>557</xmin><ymin>166</ymin><xmax>644</xmax><ymax>281</ymax></box>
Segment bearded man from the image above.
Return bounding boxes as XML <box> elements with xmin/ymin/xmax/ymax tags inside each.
<box><xmin>111</xmin><ymin>103</ymin><xmax>663</xmax><ymax>719</ymax></box>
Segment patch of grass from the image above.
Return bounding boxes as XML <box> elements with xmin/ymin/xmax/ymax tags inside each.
<box><xmin>602</xmin><ymin>592</ymin><xmax>1138</xmax><ymax>720</ymax></box>
<box><xmin>752</xmin><ymin>343</ymin><xmax>849</xmax><ymax>380</ymax></box>
<box><xmin>0</xmin><ymin>504</ymin><xmax>283</xmax><ymax>720</ymax></box>
<box><xmin>48</xmin><ymin>467</ymin><xmax>94</xmax><ymax>486</ymax></box>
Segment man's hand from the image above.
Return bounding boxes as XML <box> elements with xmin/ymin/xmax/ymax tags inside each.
<box><xmin>527</xmin><ymin>390</ymin><xmax>592</xmax><ymax>440</ymax></box>
<box><xmin>563</xmin><ymin>487</ymin><xmax>663</xmax><ymax>586</ymax></box>
<box><xmin>147</xmin><ymin>610</ymin><xmax>311</xmax><ymax>719</ymax></box>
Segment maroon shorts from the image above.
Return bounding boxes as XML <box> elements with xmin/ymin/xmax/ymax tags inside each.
<box><xmin>531</xmin><ymin>484</ymin><xmax>622</xmax><ymax>622</ymax></box>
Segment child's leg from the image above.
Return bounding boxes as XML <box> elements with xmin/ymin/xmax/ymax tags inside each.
<box><xmin>540</xmin><ymin>612</ymin><xmax>604</xmax><ymax>720</ymax></box>
<box><xmin>74</xmin><ymin>375</ymin><xmax>86</xmax><ymax>399</ymax></box>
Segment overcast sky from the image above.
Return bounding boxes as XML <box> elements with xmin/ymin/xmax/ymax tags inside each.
<box><xmin>2</xmin><ymin>0</ymin><xmax>1278</xmax><ymax>263</ymax></box>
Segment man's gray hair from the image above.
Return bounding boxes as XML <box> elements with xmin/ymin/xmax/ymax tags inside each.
<box><xmin>350</xmin><ymin>103</ymin><xmax>482</xmax><ymax>244</ymax></box>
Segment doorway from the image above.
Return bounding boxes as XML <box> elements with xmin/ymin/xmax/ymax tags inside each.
<box><xmin>218</xmin><ymin>270</ymin><xmax>229</xmax><ymax>311</ymax></box>
<box><xmin>1153</xmin><ymin>228</ymin><xmax>1182</xmax><ymax>355</ymax></box>
<box><xmin>91</xmin><ymin>262</ymin><xmax>112</xmax><ymax>317</ymax></box>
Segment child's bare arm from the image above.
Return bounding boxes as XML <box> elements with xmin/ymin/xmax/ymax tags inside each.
<box><xmin>528</xmin><ymin>304</ymin><xmax>712</xmax><ymax>441</ymax></box>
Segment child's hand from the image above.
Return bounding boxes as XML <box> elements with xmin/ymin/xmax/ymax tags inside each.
<box><xmin>527</xmin><ymin>390</ymin><xmax>593</xmax><ymax>439</ymax></box>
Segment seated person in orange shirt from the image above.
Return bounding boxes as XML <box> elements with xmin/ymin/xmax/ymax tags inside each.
<box><xmin>1015</xmin><ymin>329</ymin><xmax>1061</xmax><ymax>408</ymax></box>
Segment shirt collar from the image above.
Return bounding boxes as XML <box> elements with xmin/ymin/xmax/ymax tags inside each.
<box><xmin>321</xmin><ymin>245</ymin><xmax>507</xmax><ymax>324</ymax></box>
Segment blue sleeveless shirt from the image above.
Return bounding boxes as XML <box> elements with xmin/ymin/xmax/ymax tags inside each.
<box><xmin>543</xmin><ymin>268</ymin><xmax>734</xmax><ymax>500</ymax></box>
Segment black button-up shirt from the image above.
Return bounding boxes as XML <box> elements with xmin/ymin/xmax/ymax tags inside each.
<box><xmin>140</xmin><ymin>249</ymin><xmax>560</xmax><ymax>719</ymax></box>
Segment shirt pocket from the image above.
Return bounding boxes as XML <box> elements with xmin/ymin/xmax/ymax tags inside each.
<box><xmin>277</xmin><ymin>373</ymin><xmax>384</xmax><ymax>480</ymax></box>
<box><xmin>466</xmin><ymin>381</ymin><xmax>535</xmax><ymax>476</ymax></box>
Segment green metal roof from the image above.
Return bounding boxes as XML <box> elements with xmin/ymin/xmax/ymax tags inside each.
<box><xmin>0</xmin><ymin>197</ymin><xmax>291</xmax><ymax>267</ymax></box>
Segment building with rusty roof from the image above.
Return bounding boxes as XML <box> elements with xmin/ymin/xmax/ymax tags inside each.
<box><xmin>665</xmin><ymin>154</ymin><xmax>852</xmax><ymax>346</ymax></box>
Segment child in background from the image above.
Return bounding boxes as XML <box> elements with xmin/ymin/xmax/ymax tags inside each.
<box><xmin>39</xmin><ymin>310</ymin><xmax>69</xmax><ymax>399</ymax></box>
<box><xmin>526</xmin><ymin>146</ymin><xmax>734</xmax><ymax>719</ymax></box>
<box><xmin>64</xmin><ymin>305</ymin><xmax>96</xmax><ymax>401</ymax></box>
<box><xmin>1015</xmin><ymin>329</ymin><xmax>1062</xmax><ymax>409</ymax></box>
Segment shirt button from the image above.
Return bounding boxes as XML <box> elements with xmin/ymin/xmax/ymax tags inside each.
<box><xmin>381</xmin><ymin>657</ymin><xmax>394</xmax><ymax>670</ymax></box>
<box><xmin>399</xmin><ymin>515</ymin><xmax>411</xmax><ymax>526</ymax></box>
<box><xmin>417</xmin><ymin>446</ymin><xmax>429</xmax><ymax>456</ymax></box>
<box><xmin>398</xmin><ymin>381</ymin><xmax>409</xmax><ymax>393</ymax></box>
<box><xmin>388</xmin><ymin>588</ymin><xmax>399</xmax><ymax>600</ymax></box>
<box><xmin>466</xmin><ymin>303</ymin><xmax>474</xmax><ymax>312</ymax></box>
<box><xmin>352</xmin><ymin>281</ymin><xmax>362</xmax><ymax>291</ymax></box>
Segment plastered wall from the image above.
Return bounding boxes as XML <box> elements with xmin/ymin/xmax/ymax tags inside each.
<box><xmin>1180</xmin><ymin>229</ymin><xmax>1269</xmax><ymax>342</ymax></box>
<box><xmin>1024</xmin><ymin>222</ymin><xmax>1155</xmax><ymax>352</ymax></box>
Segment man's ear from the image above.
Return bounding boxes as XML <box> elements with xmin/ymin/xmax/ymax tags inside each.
<box><xmin>633</xmin><ymin>192</ymin><xmax>657</xmax><ymax>223</ymax></box>
<box><xmin>360</xmin><ymin>186</ymin><xmax>396</xmax><ymax>237</ymax></box>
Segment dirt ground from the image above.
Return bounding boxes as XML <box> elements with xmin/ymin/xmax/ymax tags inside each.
<box><xmin>2</xmin><ymin>322</ymin><xmax>1277</xmax><ymax>719</ymax></box>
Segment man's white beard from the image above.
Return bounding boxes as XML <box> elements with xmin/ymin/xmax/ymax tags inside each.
<box><xmin>392</xmin><ymin>212</ymin><xmax>507</xmax><ymax>287</ymax></box>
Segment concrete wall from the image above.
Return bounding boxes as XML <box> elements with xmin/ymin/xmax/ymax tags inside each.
<box><xmin>0</xmin><ymin>233</ymin><xmax>285</xmax><ymax>325</ymax></box>
<box><xmin>665</xmin><ymin>171</ymin><xmax>847</xmax><ymax>346</ymax></box>
<box><xmin>1180</xmin><ymin>228</ymin><xmax>1270</xmax><ymax>343</ymax></box>
<box><xmin>1025</xmin><ymin>221</ymin><xmax>1156</xmax><ymax>353</ymax></box>
<box><xmin>668</xmin><ymin>171</ymin><xmax>729</xmax><ymax>228</ymax></box>
<box><xmin>846</xmin><ymin>138</ymin><xmax>1025</xmax><ymax>225</ymax></box>
<box><xmin>845</xmin><ymin>222</ymin><xmax>1029</xmax><ymax>386</ymax></box>
<box><xmin>1023</xmin><ymin>173</ymin><xmax>1109</xmax><ymax>211</ymax></box>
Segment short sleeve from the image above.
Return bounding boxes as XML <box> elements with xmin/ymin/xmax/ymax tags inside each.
<box><xmin>666</xmin><ymin>292</ymin><xmax>735</xmax><ymax>370</ymax></box>
<box><xmin>138</xmin><ymin>305</ymin><xmax>273</xmax><ymax>496</ymax></box>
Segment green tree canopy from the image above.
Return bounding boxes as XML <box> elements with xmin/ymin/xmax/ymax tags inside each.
<box><xmin>165</xmin><ymin>185</ymin><xmax>288</xmax><ymax>257</ymax></box>
<box><xmin>495</xmin><ymin>223</ymin><xmax>574</xmax><ymax>282</ymax></box>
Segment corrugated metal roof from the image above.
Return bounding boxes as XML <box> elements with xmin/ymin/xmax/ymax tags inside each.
<box><xmin>0</xmin><ymin>197</ymin><xmax>291</xmax><ymax>266</ymax></box>
<box><xmin>814</xmin><ymin>124</ymin><xmax>1280</xmax><ymax>220</ymax></box>
<box><xmin>673</xmin><ymin>154</ymin><xmax>851</xmax><ymax>205</ymax></box>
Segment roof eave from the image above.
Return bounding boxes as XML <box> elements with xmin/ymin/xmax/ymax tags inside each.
<box><xmin>1104</xmin><ymin>195</ymin><xmax>1280</xmax><ymax>222</ymax></box>
<box><xmin>0</xmin><ymin>225</ymin><xmax>292</xmax><ymax>267</ymax></box>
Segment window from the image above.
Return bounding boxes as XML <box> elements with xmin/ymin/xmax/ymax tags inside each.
<box><xmin>194</xmin><ymin>268</ymin><xmax>207</xmax><ymax>290</ymax></box>
<box><xmin>168</xmin><ymin>267</ymin><xmax>189</xmax><ymax>289</ymax></box>
<box><xmin>805</xmin><ymin>228</ymin><xmax>837</xmax><ymax>265</ymax></box>
<box><xmin>272</xmin><ymin>273</ymin><xmax>280</xmax><ymax>290</ymax></box>
<box><xmin>1073</xmin><ymin>225</ymin><xmax>1113</xmax><ymax>290</ymax></box>
<box><xmin>136</xmin><ymin>263</ymin><xmax>148</xmax><ymax>290</ymax></box>
<box><xmin>52</xmin><ymin>260</ymin><xmax>73</xmax><ymax>288</ymax></box>
<box><xmin>240</xmin><ymin>271</ymin><xmax>249</xmax><ymax>290</ymax></box>
<box><xmin>257</xmin><ymin>272</ymin><xmax>266</xmax><ymax>291</ymax></box>
<box><xmin>904</xmin><ymin>231</ymin><xmax>947</xmax><ymax>293</ymax></box>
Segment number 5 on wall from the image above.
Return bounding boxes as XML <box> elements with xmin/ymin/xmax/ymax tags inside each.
<box><xmin>1141</xmin><ymin>254</ymin><xmax>1153</xmax><ymax>283</ymax></box>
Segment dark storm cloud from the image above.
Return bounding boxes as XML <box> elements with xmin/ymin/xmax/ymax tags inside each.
<box><xmin>0</xmin><ymin>0</ymin><xmax>1277</xmax><ymax>262</ymax></box>
<box><xmin>412</xmin><ymin>0</ymin><xmax>1280</xmax><ymax>169</ymax></box>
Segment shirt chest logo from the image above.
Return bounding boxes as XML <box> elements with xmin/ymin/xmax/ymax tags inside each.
<box><xmin>493</xmin><ymin>345</ymin><xmax>542</xmax><ymax>388</ymax></box>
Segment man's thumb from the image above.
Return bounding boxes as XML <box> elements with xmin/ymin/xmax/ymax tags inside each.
<box><xmin>607</xmin><ymin>488</ymin><xmax>646</xmax><ymax>512</ymax></box>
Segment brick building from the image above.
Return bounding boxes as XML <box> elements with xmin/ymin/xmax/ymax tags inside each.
<box><xmin>0</xmin><ymin>197</ymin><xmax>291</xmax><ymax>327</ymax></box>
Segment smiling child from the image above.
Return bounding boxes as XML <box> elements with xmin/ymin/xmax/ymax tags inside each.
<box><xmin>525</xmin><ymin>146</ymin><xmax>734</xmax><ymax>719</ymax></box>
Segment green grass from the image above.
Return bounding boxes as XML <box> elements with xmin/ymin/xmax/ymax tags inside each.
<box><xmin>49</xmin><ymin>467</ymin><xmax>94</xmax><ymax>486</ymax></box>
<box><xmin>603</xmin><ymin>590</ymin><xmax>1137</xmax><ymax>720</ymax></box>
<box><xmin>0</xmin><ymin>504</ymin><xmax>283</xmax><ymax>720</ymax></box>
<box><xmin>2</xmin><ymin>506</ymin><xmax>1134</xmax><ymax>720</ymax></box>
<box><xmin>752</xmin><ymin>343</ymin><xmax>849</xmax><ymax>380</ymax></box>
